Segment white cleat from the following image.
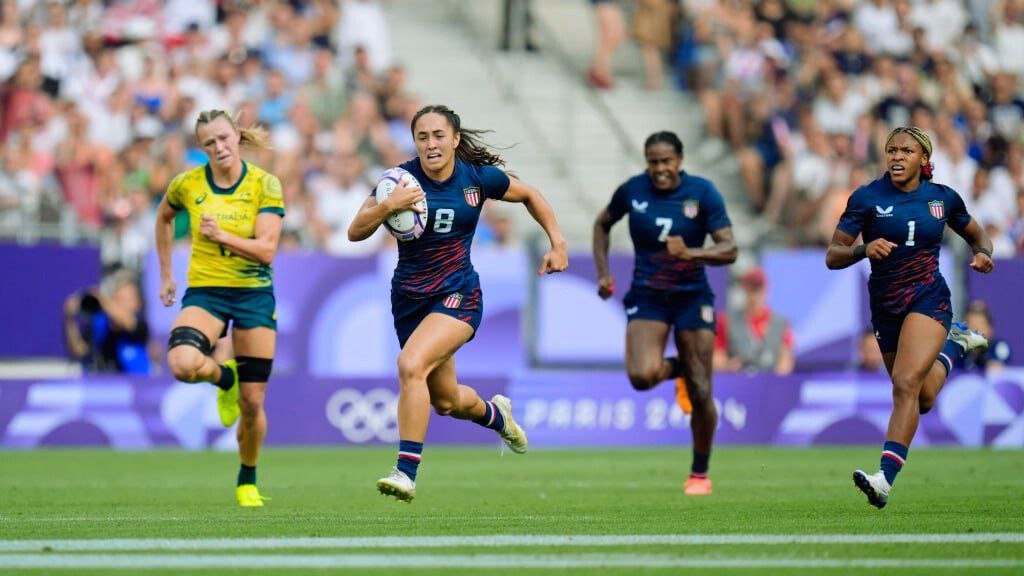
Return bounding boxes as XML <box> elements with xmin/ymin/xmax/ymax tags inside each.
<box><xmin>949</xmin><ymin>322</ymin><xmax>988</xmax><ymax>353</ymax></box>
<box><xmin>376</xmin><ymin>468</ymin><xmax>415</xmax><ymax>502</ymax></box>
<box><xmin>491</xmin><ymin>394</ymin><xmax>528</xmax><ymax>454</ymax></box>
<box><xmin>853</xmin><ymin>469</ymin><xmax>891</xmax><ymax>509</ymax></box>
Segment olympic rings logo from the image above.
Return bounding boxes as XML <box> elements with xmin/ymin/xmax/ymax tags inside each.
<box><xmin>325</xmin><ymin>388</ymin><xmax>400</xmax><ymax>443</ymax></box>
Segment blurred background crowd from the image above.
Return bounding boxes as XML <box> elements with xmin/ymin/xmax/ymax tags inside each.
<box><xmin>0</xmin><ymin>0</ymin><xmax>1020</xmax><ymax>375</ymax></box>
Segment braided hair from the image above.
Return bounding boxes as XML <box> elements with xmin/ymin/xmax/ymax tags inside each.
<box><xmin>411</xmin><ymin>105</ymin><xmax>506</xmax><ymax>168</ymax></box>
<box><xmin>885</xmin><ymin>126</ymin><xmax>934</xmax><ymax>180</ymax></box>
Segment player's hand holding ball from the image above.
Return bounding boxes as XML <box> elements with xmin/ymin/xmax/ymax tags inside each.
<box><xmin>866</xmin><ymin>238</ymin><xmax>898</xmax><ymax>260</ymax></box>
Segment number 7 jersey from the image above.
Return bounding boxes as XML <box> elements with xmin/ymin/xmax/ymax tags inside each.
<box><xmin>836</xmin><ymin>174</ymin><xmax>971</xmax><ymax>315</ymax></box>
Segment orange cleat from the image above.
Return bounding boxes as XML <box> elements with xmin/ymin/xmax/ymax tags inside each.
<box><xmin>683</xmin><ymin>475</ymin><xmax>712</xmax><ymax>495</ymax></box>
<box><xmin>674</xmin><ymin>377</ymin><xmax>693</xmax><ymax>414</ymax></box>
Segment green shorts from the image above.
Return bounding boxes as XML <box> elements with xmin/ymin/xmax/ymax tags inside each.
<box><xmin>182</xmin><ymin>287</ymin><xmax>277</xmax><ymax>334</ymax></box>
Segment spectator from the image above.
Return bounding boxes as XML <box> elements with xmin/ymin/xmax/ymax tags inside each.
<box><xmin>714</xmin><ymin>266</ymin><xmax>795</xmax><ymax>375</ymax></box>
<box><xmin>855</xmin><ymin>326</ymin><xmax>886</xmax><ymax>373</ymax></box>
<box><xmin>956</xmin><ymin>300</ymin><xmax>1012</xmax><ymax>374</ymax></box>
<box><xmin>585</xmin><ymin>0</ymin><xmax>625</xmax><ymax>89</ymax></box>
<box><xmin>63</xmin><ymin>269</ymin><xmax>152</xmax><ymax>374</ymax></box>
<box><xmin>633</xmin><ymin>0</ymin><xmax>677</xmax><ymax>90</ymax></box>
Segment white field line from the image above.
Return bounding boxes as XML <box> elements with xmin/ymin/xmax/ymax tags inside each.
<box><xmin>1</xmin><ymin>533</ymin><xmax>1022</xmax><ymax>552</ymax></box>
<box><xmin>0</xmin><ymin>554</ymin><xmax>1023</xmax><ymax>570</ymax></box>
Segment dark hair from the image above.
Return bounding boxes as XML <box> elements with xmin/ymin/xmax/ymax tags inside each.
<box><xmin>885</xmin><ymin>126</ymin><xmax>933</xmax><ymax>180</ymax></box>
<box><xmin>644</xmin><ymin>131</ymin><xmax>684</xmax><ymax>156</ymax></box>
<box><xmin>410</xmin><ymin>104</ymin><xmax>505</xmax><ymax>167</ymax></box>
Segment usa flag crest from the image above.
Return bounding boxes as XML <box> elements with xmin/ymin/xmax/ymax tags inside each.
<box><xmin>683</xmin><ymin>200</ymin><xmax>699</xmax><ymax>219</ymax></box>
<box><xmin>463</xmin><ymin>186</ymin><xmax>481</xmax><ymax>207</ymax></box>
<box><xmin>443</xmin><ymin>292</ymin><xmax>463</xmax><ymax>309</ymax></box>
<box><xmin>928</xmin><ymin>200</ymin><xmax>944</xmax><ymax>219</ymax></box>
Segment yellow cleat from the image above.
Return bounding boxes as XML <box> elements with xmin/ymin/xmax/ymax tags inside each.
<box><xmin>236</xmin><ymin>484</ymin><xmax>267</xmax><ymax>507</ymax></box>
<box><xmin>217</xmin><ymin>359</ymin><xmax>240</xmax><ymax>427</ymax></box>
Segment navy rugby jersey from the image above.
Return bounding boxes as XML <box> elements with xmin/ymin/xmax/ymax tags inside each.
<box><xmin>377</xmin><ymin>158</ymin><xmax>510</xmax><ymax>297</ymax></box>
<box><xmin>837</xmin><ymin>174</ymin><xmax>971</xmax><ymax>315</ymax></box>
<box><xmin>606</xmin><ymin>171</ymin><xmax>731</xmax><ymax>294</ymax></box>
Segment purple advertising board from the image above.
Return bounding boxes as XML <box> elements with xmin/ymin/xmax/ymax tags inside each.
<box><xmin>4</xmin><ymin>369</ymin><xmax>1021</xmax><ymax>449</ymax></box>
<box><xmin>0</xmin><ymin>243</ymin><xmax>101</xmax><ymax>357</ymax></box>
<box><xmin>0</xmin><ymin>375</ymin><xmax>505</xmax><ymax>449</ymax></box>
<box><xmin>968</xmin><ymin>257</ymin><xmax>1024</xmax><ymax>364</ymax></box>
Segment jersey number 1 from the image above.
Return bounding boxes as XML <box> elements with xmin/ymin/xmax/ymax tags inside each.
<box><xmin>905</xmin><ymin>220</ymin><xmax>915</xmax><ymax>247</ymax></box>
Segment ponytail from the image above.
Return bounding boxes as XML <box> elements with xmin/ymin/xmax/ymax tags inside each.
<box><xmin>195</xmin><ymin>109</ymin><xmax>272</xmax><ymax>150</ymax></box>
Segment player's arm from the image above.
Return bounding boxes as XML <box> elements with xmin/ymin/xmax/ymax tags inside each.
<box><xmin>952</xmin><ymin>218</ymin><xmax>995</xmax><ymax>273</ymax></box>
<box><xmin>593</xmin><ymin>207</ymin><xmax>622</xmax><ymax>299</ymax></box>
<box><xmin>666</xmin><ymin>227</ymin><xmax>738</xmax><ymax>265</ymax></box>
<box><xmin>204</xmin><ymin>212</ymin><xmax>283</xmax><ymax>266</ymax></box>
<box><xmin>501</xmin><ymin>178</ymin><xmax>568</xmax><ymax>275</ymax></box>
<box><xmin>347</xmin><ymin>180</ymin><xmax>424</xmax><ymax>242</ymax></box>
<box><xmin>155</xmin><ymin>196</ymin><xmax>179</xmax><ymax>307</ymax></box>
<box><xmin>825</xmin><ymin>229</ymin><xmax>897</xmax><ymax>269</ymax></box>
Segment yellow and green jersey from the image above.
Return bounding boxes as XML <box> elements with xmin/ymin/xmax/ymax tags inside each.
<box><xmin>165</xmin><ymin>162</ymin><xmax>285</xmax><ymax>288</ymax></box>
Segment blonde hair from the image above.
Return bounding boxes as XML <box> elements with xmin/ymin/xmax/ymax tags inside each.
<box><xmin>195</xmin><ymin>109</ymin><xmax>272</xmax><ymax>150</ymax></box>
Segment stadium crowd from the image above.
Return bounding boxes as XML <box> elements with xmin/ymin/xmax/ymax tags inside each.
<box><xmin>0</xmin><ymin>0</ymin><xmax>517</xmax><ymax>272</ymax></box>
<box><xmin>676</xmin><ymin>0</ymin><xmax>1024</xmax><ymax>252</ymax></box>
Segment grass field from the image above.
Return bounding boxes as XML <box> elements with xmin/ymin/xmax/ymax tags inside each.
<box><xmin>1</xmin><ymin>447</ymin><xmax>1022</xmax><ymax>574</ymax></box>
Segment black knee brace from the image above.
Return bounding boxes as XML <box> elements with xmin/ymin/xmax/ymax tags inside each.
<box><xmin>168</xmin><ymin>326</ymin><xmax>213</xmax><ymax>355</ymax></box>
<box><xmin>236</xmin><ymin>356</ymin><xmax>273</xmax><ymax>383</ymax></box>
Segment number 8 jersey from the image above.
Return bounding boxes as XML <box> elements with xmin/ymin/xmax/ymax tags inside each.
<box><xmin>385</xmin><ymin>158</ymin><xmax>510</xmax><ymax>297</ymax></box>
<box><xmin>836</xmin><ymin>174</ymin><xmax>972</xmax><ymax>315</ymax></box>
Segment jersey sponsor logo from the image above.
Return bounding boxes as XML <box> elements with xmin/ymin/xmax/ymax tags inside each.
<box><xmin>443</xmin><ymin>292</ymin><xmax>464</xmax><ymax>309</ymax></box>
<box><xmin>683</xmin><ymin>200</ymin><xmax>699</xmax><ymax>219</ymax></box>
<box><xmin>928</xmin><ymin>200</ymin><xmax>944</xmax><ymax>219</ymax></box>
<box><xmin>631</xmin><ymin>200</ymin><xmax>648</xmax><ymax>213</ymax></box>
<box><xmin>463</xmin><ymin>186</ymin><xmax>481</xmax><ymax>207</ymax></box>
<box><xmin>701</xmin><ymin>305</ymin><xmax>714</xmax><ymax>324</ymax></box>
<box><xmin>625</xmin><ymin>306</ymin><xmax>639</xmax><ymax>315</ymax></box>
<box><xmin>196</xmin><ymin>192</ymin><xmax>208</xmax><ymax>205</ymax></box>
<box><xmin>875</xmin><ymin>205</ymin><xmax>893</xmax><ymax>217</ymax></box>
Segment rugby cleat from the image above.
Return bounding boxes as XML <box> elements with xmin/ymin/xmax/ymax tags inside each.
<box><xmin>853</xmin><ymin>469</ymin><xmax>890</xmax><ymax>509</ymax></box>
<box><xmin>948</xmin><ymin>322</ymin><xmax>988</xmax><ymax>354</ymax></box>
<box><xmin>377</xmin><ymin>468</ymin><xmax>416</xmax><ymax>502</ymax></box>
<box><xmin>216</xmin><ymin>359</ymin><xmax>240</xmax><ymax>427</ymax></box>
<box><xmin>683</xmin><ymin>475</ymin><xmax>712</xmax><ymax>495</ymax></box>
<box><xmin>236</xmin><ymin>484</ymin><xmax>267</xmax><ymax>507</ymax></box>
<box><xmin>675</xmin><ymin>377</ymin><xmax>693</xmax><ymax>415</ymax></box>
<box><xmin>491</xmin><ymin>394</ymin><xmax>528</xmax><ymax>454</ymax></box>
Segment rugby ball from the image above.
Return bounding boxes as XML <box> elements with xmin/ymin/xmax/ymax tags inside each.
<box><xmin>375</xmin><ymin>167</ymin><xmax>427</xmax><ymax>242</ymax></box>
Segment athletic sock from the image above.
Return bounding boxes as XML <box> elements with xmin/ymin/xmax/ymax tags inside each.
<box><xmin>237</xmin><ymin>464</ymin><xmax>256</xmax><ymax>487</ymax></box>
<box><xmin>396</xmin><ymin>440</ymin><xmax>423</xmax><ymax>481</ymax></box>
<box><xmin>214</xmin><ymin>364</ymin><xmax>235</xmax><ymax>390</ymax></box>
<box><xmin>666</xmin><ymin>357</ymin><xmax>683</xmax><ymax>378</ymax></box>
<box><xmin>691</xmin><ymin>450</ymin><xmax>710</xmax><ymax>475</ymax></box>
<box><xmin>472</xmin><ymin>400</ymin><xmax>506</xmax><ymax>432</ymax></box>
<box><xmin>937</xmin><ymin>339</ymin><xmax>965</xmax><ymax>375</ymax></box>
<box><xmin>880</xmin><ymin>441</ymin><xmax>908</xmax><ymax>486</ymax></box>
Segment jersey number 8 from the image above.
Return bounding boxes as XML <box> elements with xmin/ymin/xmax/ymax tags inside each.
<box><xmin>433</xmin><ymin>208</ymin><xmax>455</xmax><ymax>233</ymax></box>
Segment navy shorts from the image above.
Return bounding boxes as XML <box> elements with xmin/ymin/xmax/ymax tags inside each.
<box><xmin>871</xmin><ymin>281</ymin><xmax>952</xmax><ymax>354</ymax></box>
<box><xmin>623</xmin><ymin>288</ymin><xmax>717</xmax><ymax>332</ymax></box>
<box><xmin>392</xmin><ymin>277</ymin><xmax>483</xmax><ymax>348</ymax></box>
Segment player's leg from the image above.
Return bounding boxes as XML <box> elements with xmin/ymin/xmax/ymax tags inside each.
<box><xmin>919</xmin><ymin>322</ymin><xmax>988</xmax><ymax>413</ymax></box>
<box><xmin>624</xmin><ymin>320</ymin><xmax>672</xmax><ymax>391</ymax></box>
<box><xmin>426</xmin><ymin>352</ymin><xmax>527</xmax><ymax>454</ymax></box>
<box><xmin>230</xmin><ymin>326</ymin><xmax>274</xmax><ymax>507</ymax></box>
<box><xmin>854</xmin><ymin>313</ymin><xmax>945</xmax><ymax>508</ymax></box>
<box><xmin>378</xmin><ymin>313</ymin><xmax>471</xmax><ymax>501</ymax></box>
<box><xmin>167</xmin><ymin>306</ymin><xmax>232</xmax><ymax>389</ymax></box>
<box><xmin>676</xmin><ymin>328</ymin><xmax>717</xmax><ymax>495</ymax></box>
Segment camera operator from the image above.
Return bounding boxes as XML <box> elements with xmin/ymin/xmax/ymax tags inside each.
<box><xmin>63</xmin><ymin>270</ymin><xmax>151</xmax><ymax>374</ymax></box>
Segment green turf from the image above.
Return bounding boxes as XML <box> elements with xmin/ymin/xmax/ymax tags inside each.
<box><xmin>1</xmin><ymin>447</ymin><xmax>1022</xmax><ymax>574</ymax></box>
